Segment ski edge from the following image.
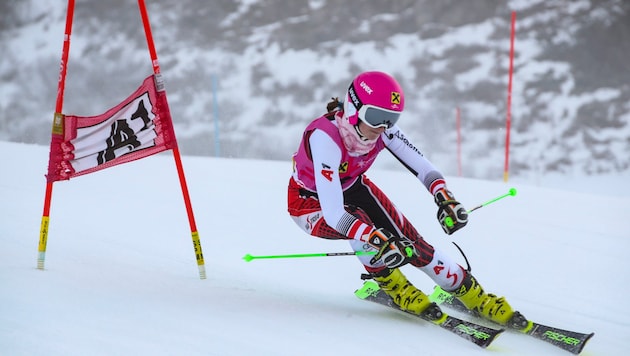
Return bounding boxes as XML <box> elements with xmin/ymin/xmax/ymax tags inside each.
<box><xmin>355</xmin><ymin>281</ymin><xmax>504</xmax><ymax>349</ymax></box>
<box><xmin>429</xmin><ymin>285</ymin><xmax>595</xmax><ymax>355</ymax></box>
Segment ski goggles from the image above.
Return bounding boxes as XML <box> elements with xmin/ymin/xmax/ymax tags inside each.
<box><xmin>357</xmin><ymin>105</ymin><xmax>401</xmax><ymax>129</ymax></box>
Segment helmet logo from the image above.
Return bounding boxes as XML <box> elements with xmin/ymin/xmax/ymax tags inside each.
<box><xmin>359</xmin><ymin>81</ymin><xmax>373</xmax><ymax>94</ymax></box>
<box><xmin>391</xmin><ymin>91</ymin><xmax>401</xmax><ymax>105</ymax></box>
<box><xmin>348</xmin><ymin>85</ymin><xmax>362</xmax><ymax>109</ymax></box>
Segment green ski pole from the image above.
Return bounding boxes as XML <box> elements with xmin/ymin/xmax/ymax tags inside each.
<box><xmin>246</xmin><ymin>189</ymin><xmax>518</xmax><ymax>261</ymax></box>
<box><xmin>243</xmin><ymin>250</ymin><xmax>376</xmax><ymax>262</ymax></box>
<box><xmin>445</xmin><ymin>187</ymin><xmax>517</xmax><ymax>227</ymax></box>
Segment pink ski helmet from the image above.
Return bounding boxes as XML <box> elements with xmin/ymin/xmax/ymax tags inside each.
<box><xmin>344</xmin><ymin>71</ymin><xmax>404</xmax><ymax>128</ymax></box>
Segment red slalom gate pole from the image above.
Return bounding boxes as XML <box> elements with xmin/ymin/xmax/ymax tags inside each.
<box><xmin>137</xmin><ymin>0</ymin><xmax>206</xmax><ymax>279</ymax></box>
<box><xmin>503</xmin><ymin>11</ymin><xmax>516</xmax><ymax>182</ymax></box>
<box><xmin>456</xmin><ymin>107</ymin><xmax>462</xmax><ymax>177</ymax></box>
<box><xmin>38</xmin><ymin>0</ymin><xmax>76</xmax><ymax>270</ymax></box>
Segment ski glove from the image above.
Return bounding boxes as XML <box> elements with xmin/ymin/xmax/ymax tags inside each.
<box><xmin>434</xmin><ymin>188</ymin><xmax>468</xmax><ymax>235</ymax></box>
<box><xmin>367</xmin><ymin>228</ymin><xmax>416</xmax><ymax>268</ymax></box>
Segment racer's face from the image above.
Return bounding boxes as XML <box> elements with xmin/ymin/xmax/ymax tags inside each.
<box><xmin>357</xmin><ymin>121</ymin><xmax>385</xmax><ymax>141</ymax></box>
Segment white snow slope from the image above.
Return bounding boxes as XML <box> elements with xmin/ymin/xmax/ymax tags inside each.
<box><xmin>1</xmin><ymin>141</ymin><xmax>629</xmax><ymax>355</ymax></box>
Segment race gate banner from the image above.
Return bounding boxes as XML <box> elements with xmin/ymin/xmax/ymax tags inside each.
<box><xmin>46</xmin><ymin>75</ymin><xmax>176</xmax><ymax>182</ymax></box>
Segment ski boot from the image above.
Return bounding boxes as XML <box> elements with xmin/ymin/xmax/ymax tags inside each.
<box><xmin>452</xmin><ymin>273</ymin><xmax>531</xmax><ymax>330</ymax></box>
<box><xmin>372</xmin><ymin>268</ymin><xmax>435</xmax><ymax>317</ymax></box>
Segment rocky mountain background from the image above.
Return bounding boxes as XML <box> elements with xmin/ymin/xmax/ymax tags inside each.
<box><xmin>1</xmin><ymin>0</ymin><xmax>628</xmax><ymax>180</ymax></box>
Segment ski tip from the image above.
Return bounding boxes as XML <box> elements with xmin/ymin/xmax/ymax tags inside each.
<box><xmin>575</xmin><ymin>332</ymin><xmax>595</xmax><ymax>355</ymax></box>
<box><xmin>527</xmin><ymin>322</ymin><xmax>595</xmax><ymax>355</ymax></box>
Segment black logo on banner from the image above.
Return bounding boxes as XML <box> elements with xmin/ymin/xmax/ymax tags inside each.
<box><xmin>96</xmin><ymin>99</ymin><xmax>152</xmax><ymax>165</ymax></box>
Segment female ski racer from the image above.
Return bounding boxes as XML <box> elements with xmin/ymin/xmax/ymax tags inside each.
<box><xmin>287</xmin><ymin>70</ymin><xmax>528</xmax><ymax>328</ymax></box>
